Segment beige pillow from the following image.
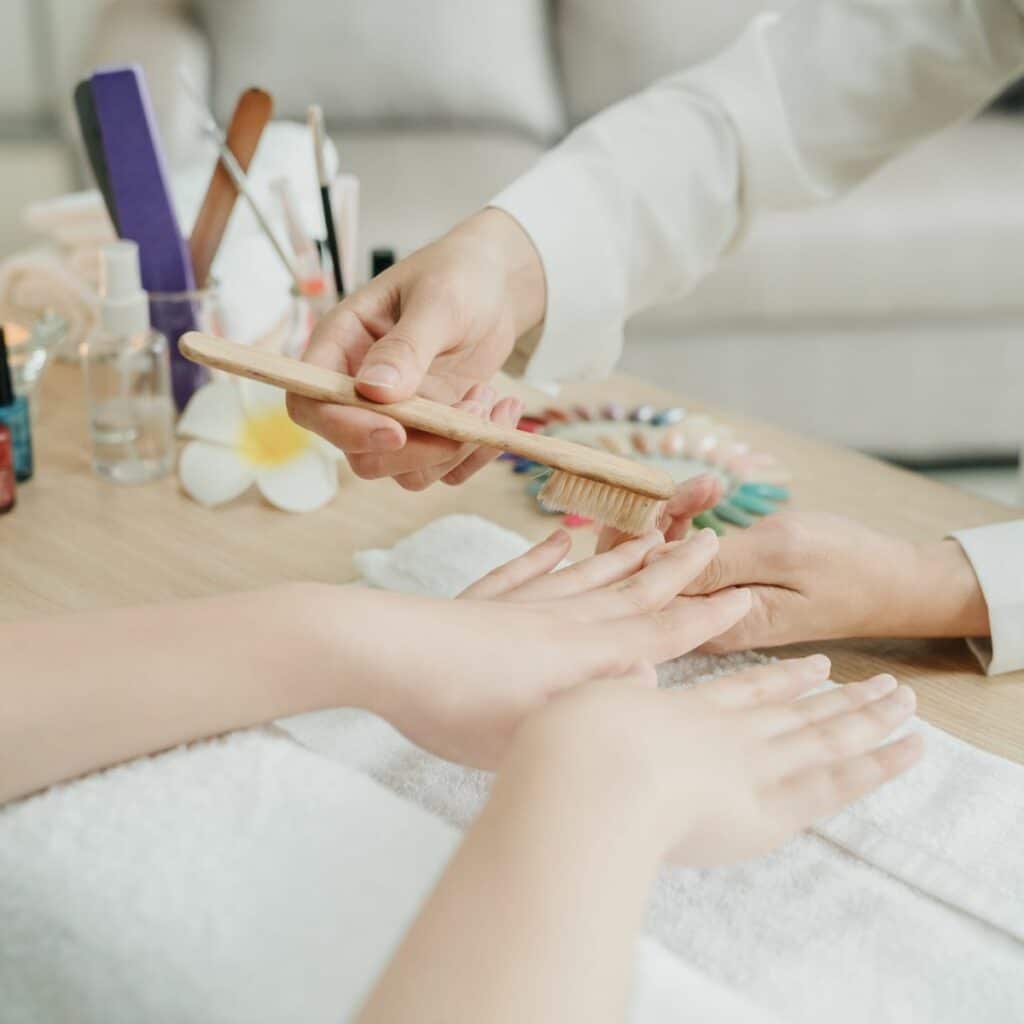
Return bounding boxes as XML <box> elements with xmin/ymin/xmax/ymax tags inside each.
<box><xmin>556</xmin><ymin>0</ymin><xmax>795</xmax><ymax>123</ymax></box>
<box><xmin>194</xmin><ymin>0</ymin><xmax>566</xmax><ymax>141</ymax></box>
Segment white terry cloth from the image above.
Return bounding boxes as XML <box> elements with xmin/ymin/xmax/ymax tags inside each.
<box><xmin>0</xmin><ymin>735</ymin><xmax>768</xmax><ymax>1020</ymax></box>
<box><xmin>281</xmin><ymin>514</ymin><xmax>1024</xmax><ymax>1023</ymax></box>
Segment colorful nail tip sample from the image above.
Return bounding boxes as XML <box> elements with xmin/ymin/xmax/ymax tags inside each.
<box><xmin>652</xmin><ymin>407</ymin><xmax>685</xmax><ymax>426</ymax></box>
<box><xmin>713</xmin><ymin>502</ymin><xmax>755</xmax><ymax>528</ymax></box>
<box><xmin>728</xmin><ymin>491</ymin><xmax>777</xmax><ymax>516</ymax></box>
<box><xmin>508</xmin><ymin>403</ymin><xmax>789</xmax><ymax>530</ymax></box>
<box><xmin>629</xmin><ymin>404</ymin><xmax>656</xmax><ymax>423</ymax></box>
<box><xmin>692</xmin><ymin>510</ymin><xmax>727</xmax><ymax>536</ymax></box>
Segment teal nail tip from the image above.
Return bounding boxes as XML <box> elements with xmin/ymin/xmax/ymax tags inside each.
<box><xmin>729</xmin><ymin>491</ymin><xmax>776</xmax><ymax>516</ymax></box>
<box><xmin>693</xmin><ymin>511</ymin><xmax>726</xmax><ymax>535</ymax></box>
<box><xmin>713</xmin><ymin>502</ymin><xmax>754</xmax><ymax>528</ymax></box>
<box><xmin>739</xmin><ymin>482</ymin><xmax>790</xmax><ymax>501</ymax></box>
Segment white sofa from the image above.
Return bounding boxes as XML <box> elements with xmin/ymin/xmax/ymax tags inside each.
<box><xmin>82</xmin><ymin>0</ymin><xmax>1024</xmax><ymax>461</ymax></box>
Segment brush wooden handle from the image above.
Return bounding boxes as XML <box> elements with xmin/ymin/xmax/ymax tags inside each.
<box><xmin>179</xmin><ymin>332</ymin><xmax>676</xmax><ymax>500</ymax></box>
<box><xmin>189</xmin><ymin>89</ymin><xmax>274</xmax><ymax>286</ymax></box>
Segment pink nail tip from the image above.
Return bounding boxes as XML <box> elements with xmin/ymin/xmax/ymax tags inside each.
<box><xmin>562</xmin><ymin>514</ymin><xmax>592</xmax><ymax>528</ymax></box>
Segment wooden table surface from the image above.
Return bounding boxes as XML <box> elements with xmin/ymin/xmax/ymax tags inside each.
<box><xmin>4</xmin><ymin>362</ymin><xmax>1023</xmax><ymax>763</ymax></box>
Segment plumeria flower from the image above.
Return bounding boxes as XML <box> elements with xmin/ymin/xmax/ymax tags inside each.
<box><xmin>177</xmin><ymin>375</ymin><xmax>341</xmax><ymax>512</ymax></box>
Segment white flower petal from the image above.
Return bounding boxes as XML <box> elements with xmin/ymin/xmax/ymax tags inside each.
<box><xmin>178</xmin><ymin>441</ymin><xmax>255</xmax><ymax>506</ymax></box>
<box><xmin>240</xmin><ymin>376</ymin><xmax>288</xmax><ymax>416</ymax></box>
<box><xmin>177</xmin><ymin>379</ymin><xmax>245</xmax><ymax>445</ymax></box>
<box><xmin>256</xmin><ymin>451</ymin><xmax>338</xmax><ymax>512</ymax></box>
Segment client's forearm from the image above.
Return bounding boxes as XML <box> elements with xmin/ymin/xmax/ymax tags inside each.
<box><xmin>0</xmin><ymin>583</ymin><xmax>365</xmax><ymax>803</ymax></box>
<box><xmin>356</xmin><ymin>716</ymin><xmax>665</xmax><ymax>1024</ymax></box>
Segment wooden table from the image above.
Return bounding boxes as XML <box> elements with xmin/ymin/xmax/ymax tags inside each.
<box><xmin>4</xmin><ymin>362</ymin><xmax>1023</xmax><ymax>763</ymax></box>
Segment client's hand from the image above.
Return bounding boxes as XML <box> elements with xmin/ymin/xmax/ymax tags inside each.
<box><xmin>652</xmin><ymin>512</ymin><xmax>989</xmax><ymax>652</ymax></box>
<box><xmin>355</xmin><ymin>527</ymin><xmax>751</xmax><ymax>768</ymax></box>
<box><xmin>511</xmin><ymin>655</ymin><xmax>923</xmax><ymax>867</ymax></box>
<box><xmin>287</xmin><ymin>208</ymin><xmax>546</xmax><ymax>490</ymax></box>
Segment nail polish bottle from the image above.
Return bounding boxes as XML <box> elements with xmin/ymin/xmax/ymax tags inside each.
<box><xmin>0</xmin><ymin>326</ymin><xmax>33</xmax><ymax>482</ymax></box>
<box><xmin>0</xmin><ymin>422</ymin><xmax>15</xmax><ymax>513</ymax></box>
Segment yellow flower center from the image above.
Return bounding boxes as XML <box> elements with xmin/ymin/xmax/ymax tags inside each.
<box><xmin>237</xmin><ymin>406</ymin><xmax>311</xmax><ymax>467</ymax></box>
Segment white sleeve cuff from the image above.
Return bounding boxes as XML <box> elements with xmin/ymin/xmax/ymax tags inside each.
<box><xmin>951</xmin><ymin>520</ymin><xmax>1024</xmax><ymax>675</ymax></box>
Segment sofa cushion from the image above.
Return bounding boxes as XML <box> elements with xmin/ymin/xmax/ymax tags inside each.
<box><xmin>634</xmin><ymin>116</ymin><xmax>1024</xmax><ymax>330</ymax></box>
<box><xmin>194</xmin><ymin>0</ymin><xmax>566</xmax><ymax>142</ymax></box>
<box><xmin>556</xmin><ymin>0</ymin><xmax>796</xmax><ymax>123</ymax></box>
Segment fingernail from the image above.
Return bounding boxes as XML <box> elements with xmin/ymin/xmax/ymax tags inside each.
<box><xmin>358</xmin><ymin>364</ymin><xmax>400</xmax><ymax>389</ymax></box>
<box><xmin>370</xmin><ymin>429</ymin><xmax>402</xmax><ymax>451</ymax></box>
<box><xmin>508</xmin><ymin>399</ymin><xmax>524</xmax><ymax>422</ymax></box>
<box><xmin>892</xmin><ymin>684</ymin><xmax>916</xmax><ymax>707</ymax></box>
<box><xmin>545</xmin><ymin>528</ymin><xmax>570</xmax><ymax>545</ymax></box>
<box><xmin>868</xmin><ymin>673</ymin><xmax>898</xmax><ymax>696</ymax></box>
<box><xmin>805</xmin><ymin>654</ymin><xmax>831</xmax><ymax>676</ymax></box>
<box><xmin>697</xmin><ymin>527</ymin><xmax>719</xmax><ymax>546</ymax></box>
<box><xmin>479</xmin><ymin>386</ymin><xmax>497</xmax><ymax>405</ymax></box>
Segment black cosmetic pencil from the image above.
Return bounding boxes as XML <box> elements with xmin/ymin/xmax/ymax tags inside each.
<box><xmin>308</xmin><ymin>104</ymin><xmax>345</xmax><ymax>298</ymax></box>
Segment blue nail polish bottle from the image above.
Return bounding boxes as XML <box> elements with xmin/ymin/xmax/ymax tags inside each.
<box><xmin>0</xmin><ymin>327</ymin><xmax>32</xmax><ymax>482</ymax></box>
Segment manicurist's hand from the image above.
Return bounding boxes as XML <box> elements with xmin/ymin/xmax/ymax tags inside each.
<box><xmin>512</xmin><ymin>654</ymin><xmax>924</xmax><ymax>868</ymax></box>
<box><xmin>352</xmin><ymin>526</ymin><xmax>751</xmax><ymax>768</ymax></box>
<box><xmin>287</xmin><ymin>208</ymin><xmax>547</xmax><ymax>490</ymax></box>
<box><xmin>657</xmin><ymin>512</ymin><xmax>990</xmax><ymax>652</ymax></box>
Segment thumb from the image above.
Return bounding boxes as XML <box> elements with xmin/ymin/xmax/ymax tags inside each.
<box><xmin>355</xmin><ymin>286</ymin><xmax>456</xmax><ymax>402</ymax></box>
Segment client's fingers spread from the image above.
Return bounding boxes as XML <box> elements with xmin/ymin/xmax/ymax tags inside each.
<box><xmin>755</xmin><ymin>674</ymin><xmax>897</xmax><ymax>738</ymax></box>
<box><xmin>771</xmin><ymin>733</ymin><xmax>924</xmax><ymax>830</ymax></box>
<box><xmin>458</xmin><ymin>529</ymin><xmax>571</xmax><ymax>599</ymax></box>
<box><xmin>509</xmin><ymin>531</ymin><xmax>663</xmax><ymax>604</ymax></box>
<box><xmin>599</xmin><ymin>528</ymin><xmax>720</xmax><ymax>616</ymax></box>
<box><xmin>611</xmin><ymin>587</ymin><xmax>753</xmax><ymax>667</ymax></box>
<box><xmin>286</xmin><ymin>395</ymin><xmax>407</xmax><ymax>455</ymax></box>
<box><xmin>766</xmin><ymin>684</ymin><xmax>917</xmax><ymax>776</ymax></box>
<box><xmin>701</xmin><ymin>655</ymin><xmax>831</xmax><ymax>711</ymax></box>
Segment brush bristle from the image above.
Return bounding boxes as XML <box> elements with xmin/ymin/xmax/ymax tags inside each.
<box><xmin>538</xmin><ymin>470</ymin><xmax>664</xmax><ymax>535</ymax></box>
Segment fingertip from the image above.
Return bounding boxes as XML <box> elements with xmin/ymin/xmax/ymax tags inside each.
<box><xmin>803</xmin><ymin>653</ymin><xmax>831</xmax><ymax>678</ymax></box>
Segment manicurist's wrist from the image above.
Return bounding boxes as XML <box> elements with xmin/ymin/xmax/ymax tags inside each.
<box><xmin>897</xmin><ymin>540</ymin><xmax>990</xmax><ymax>639</ymax></box>
<box><xmin>454</xmin><ymin>208</ymin><xmax>547</xmax><ymax>338</ymax></box>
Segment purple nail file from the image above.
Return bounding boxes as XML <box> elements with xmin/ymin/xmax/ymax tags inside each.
<box><xmin>89</xmin><ymin>65</ymin><xmax>205</xmax><ymax>409</ymax></box>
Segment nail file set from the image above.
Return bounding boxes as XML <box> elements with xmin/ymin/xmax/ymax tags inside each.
<box><xmin>504</xmin><ymin>404</ymin><xmax>791</xmax><ymax>533</ymax></box>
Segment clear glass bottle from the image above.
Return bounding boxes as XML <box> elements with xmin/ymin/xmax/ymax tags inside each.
<box><xmin>82</xmin><ymin>241</ymin><xmax>175</xmax><ymax>484</ymax></box>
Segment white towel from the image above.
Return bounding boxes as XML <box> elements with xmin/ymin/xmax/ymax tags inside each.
<box><xmin>281</xmin><ymin>513</ymin><xmax>1024</xmax><ymax>1023</ymax></box>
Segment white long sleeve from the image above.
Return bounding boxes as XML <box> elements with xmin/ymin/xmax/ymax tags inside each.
<box><xmin>492</xmin><ymin>0</ymin><xmax>1024</xmax><ymax>383</ymax></box>
<box><xmin>952</xmin><ymin>521</ymin><xmax>1024</xmax><ymax>674</ymax></box>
